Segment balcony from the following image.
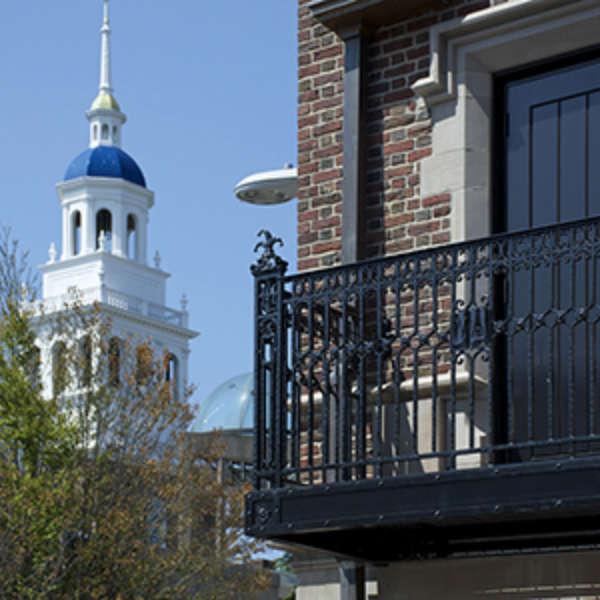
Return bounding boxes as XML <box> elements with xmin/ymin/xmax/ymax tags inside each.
<box><xmin>245</xmin><ymin>219</ymin><xmax>600</xmax><ymax>562</ymax></box>
<box><xmin>42</xmin><ymin>286</ymin><xmax>189</xmax><ymax>329</ymax></box>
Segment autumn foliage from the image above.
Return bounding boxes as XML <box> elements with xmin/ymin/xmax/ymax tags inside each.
<box><xmin>0</xmin><ymin>231</ymin><xmax>267</xmax><ymax>599</ymax></box>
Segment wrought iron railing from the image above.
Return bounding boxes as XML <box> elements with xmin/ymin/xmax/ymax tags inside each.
<box><xmin>252</xmin><ymin>218</ymin><xmax>600</xmax><ymax>490</ymax></box>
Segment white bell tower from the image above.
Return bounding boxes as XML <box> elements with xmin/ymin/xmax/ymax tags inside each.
<box><xmin>39</xmin><ymin>0</ymin><xmax>197</xmax><ymax>397</ymax></box>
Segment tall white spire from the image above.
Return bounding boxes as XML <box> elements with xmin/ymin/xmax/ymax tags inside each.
<box><xmin>99</xmin><ymin>0</ymin><xmax>113</xmax><ymax>94</ymax></box>
<box><xmin>87</xmin><ymin>0</ymin><xmax>126</xmax><ymax>149</ymax></box>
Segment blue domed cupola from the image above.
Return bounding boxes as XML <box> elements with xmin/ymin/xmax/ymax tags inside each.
<box><xmin>65</xmin><ymin>146</ymin><xmax>146</xmax><ymax>188</ymax></box>
<box><xmin>54</xmin><ymin>0</ymin><xmax>154</xmax><ymax>264</ymax></box>
<box><xmin>64</xmin><ymin>1</ymin><xmax>145</xmax><ymax>189</ymax></box>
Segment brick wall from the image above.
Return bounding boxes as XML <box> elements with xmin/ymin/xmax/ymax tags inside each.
<box><xmin>296</xmin><ymin>0</ymin><xmax>492</xmax><ymax>272</ymax></box>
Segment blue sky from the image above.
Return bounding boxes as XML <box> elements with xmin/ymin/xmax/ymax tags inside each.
<box><xmin>0</xmin><ymin>1</ymin><xmax>298</xmax><ymax>406</ymax></box>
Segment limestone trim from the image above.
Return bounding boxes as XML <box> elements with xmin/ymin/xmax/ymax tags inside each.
<box><xmin>411</xmin><ymin>0</ymin><xmax>600</xmax><ymax>242</ymax></box>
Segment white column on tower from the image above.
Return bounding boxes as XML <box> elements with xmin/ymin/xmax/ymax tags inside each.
<box><xmin>61</xmin><ymin>206</ymin><xmax>69</xmax><ymax>260</ymax></box>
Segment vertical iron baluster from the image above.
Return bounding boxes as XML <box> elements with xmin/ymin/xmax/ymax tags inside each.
<box><xmin>487</xmin><ymin>245</ymin><xmax>495</xmax><ymax>466</ymax></box>
<box><xmin>449</xmin><ymin>248</ymin><xmax>458</xmax><ymax>470</ymax></box>
<box><xmin>590</xmin><ymin>224</ymin><xmax>598</xmax><ymax>439</ymax></box>
<box><xmin>340</xmin><ymin>270</ymin><xmax>349</xmax><ymax>482</ymax></box>
<box><xmin>568</xmin><ymin>227</ymin><xmax>576</xmax><ymax>455</ymax></box>
<box><xmin>412</xmin><ymin>258</ymin><xmax>419</xmax><ymax>461</ymax></box>
<box><xmin>291</xmin><ymin>299</ymin><xmax>300</xmax><ymax>483</ymax></box>
<box><xmin>431</xmin><ymin>254</ymin><xmax>439</xmax><ymax>457</ymax></box>
<box><xmin>507</xmin><ymin>238</ymin><xmax>515</xmax><ymax>448</ymax></box>
<box><xmin>393</xmin><ymin>262</ymin><xmax>402</xmax><ymax>475</ymax></box>
<box><xmin>253</xmin><ymin>279</ymin><xmax>264</xmax><ymax>489</ymax></box>
<box><xmin>274</xmin><ymin>274</ymin><xmax>288</xmax><ymax>489</ymax></box>
<box><xmin>548</xmin><ymin>237</ymin><xmax>556</xmax><ymax>443</ymax></box>
<box><xmin>307</xmin><ymin>289</ymin><xmax>315</xmax><ymax>484</ymax></box>
<box><xmin>527</xmin><ymin>234</ymin><xmax>534</xmax><ymax>449</ymax></box>
<box><xmin>585</xmin><ymin>225</ymin><xmax>592</xmax><ymax>442</ymax></box>
<box><xmin>468</xmin><ymin>247</ymin><xmax>476</xmax><ymax>451</ymax></box>
<box><xmin>375</xmin><ymin>262</ymin><xmax>384</xmax><ymax>478</ymax></box>
<box><xmin>322</xmin><ymin>284</ymin><xmax>331</xmax><ymax>483</ymax></box>
<box><xmin>357</xmin><ymin>267</ymin><xmax>366</xmax><ymax>479</ymax></box>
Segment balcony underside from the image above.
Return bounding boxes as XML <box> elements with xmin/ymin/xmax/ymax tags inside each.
<box><xmin>309</xmin><ymin>0</ymin><xmax>439</xmax><ymax>31</ymax></box>
<box><xmin>246</xmin><ymin>457</ymin><xmax>600</xmax><ymax>562</ymax></box>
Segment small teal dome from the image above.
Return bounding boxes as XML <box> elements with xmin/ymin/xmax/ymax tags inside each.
<box><xmin>192</xmin><ymin>373</ymin><xmax>254</xmax><ymax>434</ymax></box>
<box><xmin>65</xmin><ymin>146</ymin><xmax>146</xmax><ymax>188</ymax></box>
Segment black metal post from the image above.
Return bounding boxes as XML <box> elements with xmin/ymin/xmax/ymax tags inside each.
<box><xmin>251</xmin><ymin>231</ymin><xmax>288</xmax><ymax>489</ymax></box>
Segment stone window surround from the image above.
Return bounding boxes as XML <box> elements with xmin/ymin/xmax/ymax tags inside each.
<box><xmin>412</xmin><ymin>0</ymin><xmax>600</xmax><ymax>243</ymax></box>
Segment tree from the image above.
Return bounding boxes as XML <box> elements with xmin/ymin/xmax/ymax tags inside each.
<box><xmin>0</xmin><ymin>230</ymin><xmax>267</xmax><ymax>599</ymax></box>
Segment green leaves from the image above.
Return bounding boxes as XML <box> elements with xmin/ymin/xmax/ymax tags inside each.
<box><xmin>0</xmin><ymin>231</ymin><xmax>266</xmax><ymax>600</ymax></box>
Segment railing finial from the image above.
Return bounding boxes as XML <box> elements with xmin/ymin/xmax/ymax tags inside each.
<box><xmin>251</xmin><ymin>230</ymin><xmax>288</xmax><ymax>275</ymax></box>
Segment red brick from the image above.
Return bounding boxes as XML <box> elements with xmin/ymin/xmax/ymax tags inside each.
<box><xmin>299</xmin><ymin>258</ymin><xmax>320</xmax><ymax>270</ymax></box>
<box><xmin>407</xmin><ymin>148</ymin><xmax>432</xmax><ymax>162</ymax></box>
<box><xmin>383</xmin><ymin>88</ymin><xmax>414</xmax><ymax>104</ymax></box>
<box><xmin>314</xmin><ymin>45</ymin><xmax>343</xmax><ymax>61</ymax></box>
<box><xmin>313</xmin><ymin>169</ymin><xmax>342</xmax><ymax>183</ymax></box>
<box><xmin>383</xmin><ymin>140</ymin><xmax>415</xmax><ymax>155</ymax></box>
<box><xmin>299</xmin><ymin>232</ymin><xmax>318</xmax><ymax>244</ymax></box>
<box><xmin>432</xmin><ymin>232</ymin><xmax>451</xmax><ymax>244</ymax></box>
<box><xmin>312</xmin><ymin>241</ymin><xmax>341</xmax><ymax>254</ymax></box>
<box><xmin>387</xmin><ymin>239</ymin><xmax>414</xmax><ymax>253</ymax></box>
<box><xmin>313</xmin><ymin>96</ymin><xmax>343</xmax><ymax>111</ymax></box>
<box><xmin>433</xmin><ymin>205</ymin><xmax>451</xmax><ymax>217</ymax></box>
<box><xmin>388</xmin><ymin>166</ymin><xmax>414</xmax><ymax>177</ymax></box>
<box><xmin>313</xmin><ymin>216</ymin><xmax>340</xmax><ymax>230</ymax></box>
<box><xmin>382</xmin><ymin>37</ymin><xmax>413</xmax><ymax>53</ymax></box>
<box><xmin>422</xmin><ymin>193</ymin><xmax>451</xmax><ymax>207</ymax></box>
<box><xmin>408</xmin><ymin>221</ymin><xmax>440</xmax><ymax>236</ymax></box>
<box><xmin>368</xmin><ymin>57</ymin><xmax>391</xmax><ymax>70</ymax></box>
<box><xmin>298</xmin><ymin>140</ymin><xmax>318</xmax><ymax>152</ymax></box>
<box><xmin>408</xmin><ymin>122</ymin><xmax>431</xmax><ymax>136</ymax></box>
<box><xmin>299</xmin><ymin>90</ymin><xmax>319</xmax><ymax>103</ymax></box>
<box><xmin>314</xmin><ymin>72</ymin><xmax>343</xmax><ymax>86</ymax></box>
<box><xmin>313</xmin><ymin>144</ymin><xmax>343</xmax><ymax>159</ymax></box>
<box><xmin>384</xmin><ymin>213</ymin><xmax>414</xmax><ymax>227</ymax></box>
<box><xmin>406</xmin><ymin>16</ymin><xmax>438</xmax><ymax>32</ymax></box>
<box><xmin>298</xmin><ymin>115</ymin><xmax>319</xmax><ymax>128</ymax></box>
<box><xmin>298</xmin><ymin>162</ymin><xmax>318</xmax><ymax>176</ymax></box>
<box><xmin>299</xmin><ymin>64</ymin><xmax>321</xmax><ymax>78</ymax></box>
<box><xmin>298</xmin><ymin>17</ymin><xmax>316</xmax><ymax>30</ymax></box>
<box><xmin>406</xmin><ymin>45</ymin><xmax>430</xmax><ymax>60</ymax></box>
<box><xmin>314</xmin><ymin>121</ymin><xmax>343</xmax><ymax>135</ymax></box>
<box><xmin>384</xmin><ymin>64</ymin><xmax>416</xmax><ymax>78</ymax></box>
<box><xmin>298</xmin><ymin>209</ymin><xmax>319</xmax><ymax>222</ymax></box>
